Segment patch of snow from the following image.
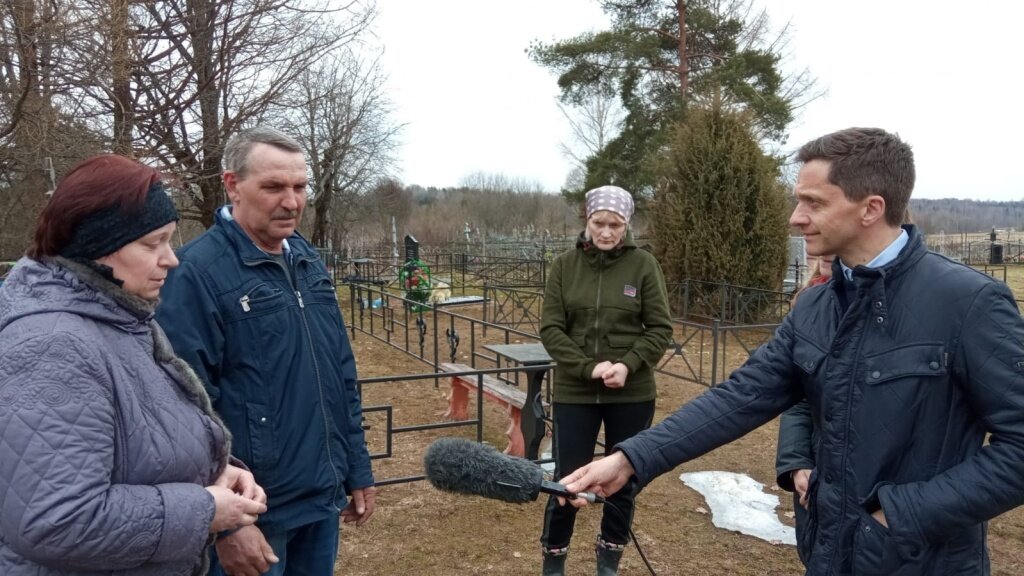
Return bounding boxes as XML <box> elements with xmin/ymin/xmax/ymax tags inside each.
<box><xmin>680</xmin><ymin>471</ymin><xmax>796</xmax><ymax>546</ymax></box>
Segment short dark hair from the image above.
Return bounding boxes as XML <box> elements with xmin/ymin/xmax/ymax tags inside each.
<box><xmin>28</xmin><ymin>155</ymin><xmax>161</xmax><ymax>258</ymax></box>
<box><xmin>797</xmin><ymin>127</ymin><xmax>915</xmax><ymax>226</ymax></box>
<box><xmin>223</xmin><ymin>126</ymin><xmax>304</xmax><ymax>179</ymax></box>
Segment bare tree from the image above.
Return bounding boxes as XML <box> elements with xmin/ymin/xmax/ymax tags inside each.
<box><xmin>557</xmin><ymin>93</ymin><xmax>624</xmax><ymax>193</ymax></box>
<box><xmin>0</xmin><ymin>0</ymin><xmax>104</xmax><ymax>256</ymax></box>
<box><xmin>0</xmin><ymin>0</ymin><xmax>383</xmax><ymax>255</ymax></box>
<box><xmin>458</xmin><ymin>172</ymin><xmax>546</xmax><ymax>194</ymax></box>
<box><xmin>284</xmin><ymin>46</ymin><xmax>402</xmax><ymax>247</ymax></box>
<box><xmin>123</xmin><ymin>0</ymin><xmax>378</xmax><ymax>227</ymax></box>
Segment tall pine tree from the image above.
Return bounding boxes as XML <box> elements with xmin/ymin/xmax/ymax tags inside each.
<box><xmin>530</xmin><ymin>0</ymin><xmax>816</xmax><ymax>199</ymax></box>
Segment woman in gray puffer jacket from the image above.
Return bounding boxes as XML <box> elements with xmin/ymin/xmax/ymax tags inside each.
<box><xmin>0</xmin><ymin>155</ymin><xmax>268</xmax><ymax>575</ymax></box>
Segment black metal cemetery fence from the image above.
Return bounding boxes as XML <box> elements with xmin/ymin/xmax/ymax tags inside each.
<box><xmin>336</xmin><ymin>255</ymin><xmax>1024</xmax><ymax>486</ymax></box>
<box><xmin>342</xmin><ymin>280</ymin><xmax>782</xmax><ymax>487</ymax></box>
<box><xmin>447</xmin><ymin>238</ymin><xmax>576</xmax><ymax>260</ymax></box>
<box><xmin>482</xmin><ymin>284</ymin><xmax>546</xmax><ymax>336</ymax></box>
<box><xmin>344</xmin><ymin>283</ymin><xmax>557</xmax><ymax>487</ymax></box>
<box><xmin>320</xmin><ymin>251</ymin><xmax>546</xmax><ymax>292</ymax></box>
<box><xmin>668</xmin><ymin>280</ymin><xmax>792</xmax><ymax>325</ymax></box>
<box><xmin>357</xmin><ymin>363</ymin><xmax>553</xmax><ymax>487</ymax></box>
<box><xmin>974</xmin><ymin>263</ymin><xmax>1008</xmax><ymax>283</ymax></box>
<box><xmin>655</xmin><ymin>320</ymin><xmax>780</xmax><ymax>388</ymax></box>
<box><xmin>343</xmin><ymin>275</ymin><xmax>792</xmax><ymax>395</ymax></box>
<box><xmin>344</xmin><ymin>283</ymin><xmax>545</xmax><ymax>373</ymax></box>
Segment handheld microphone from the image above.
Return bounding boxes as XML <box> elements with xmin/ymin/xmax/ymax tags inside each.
<box><xmin>423</xmin><ymin>437</ymin><xmax>604</xmax><ymax>504</ymax></box>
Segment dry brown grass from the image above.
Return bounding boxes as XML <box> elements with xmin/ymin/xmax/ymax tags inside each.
<box><xmin>992</xmin><ymin>264</ymin><xmax>1024</xmax><ymax>299</ymax></box>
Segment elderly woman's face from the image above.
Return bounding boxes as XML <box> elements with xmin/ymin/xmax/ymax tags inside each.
<box><xmin>586</xmin><ymin>211</ymin><xmax>627</xmax><ymax>251</ymax></box>
<box><xmin>97</xmin><ymin>222</ymin><xmax>179</xmax><ymax>300</ymax></box>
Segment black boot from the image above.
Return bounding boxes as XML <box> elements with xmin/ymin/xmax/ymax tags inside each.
<box><xmin>595</xmin><ymin>536</ymin><xmax>625</xmax><ymax>576</ymax></box>
<box><xmin>542</xmin><ymin>546</ymin><xmax>568</xmax><ymax>576</ymax></box>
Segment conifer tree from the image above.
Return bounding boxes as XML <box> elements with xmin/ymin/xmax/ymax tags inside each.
<box><xmin>530</xmin><ymin>0</ymin><xmax>817</xmax><ymax>199</ymax></box>
<box><xmin>651</xmin><ymin>105</ymin><xmax>789</xmax><ymax>290</ymax></box>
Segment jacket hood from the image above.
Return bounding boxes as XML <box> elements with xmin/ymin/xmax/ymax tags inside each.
<box><xmin>0</xmin><ymin>257</ymin><xmax>154</xmax><ymax>334</ymax></box>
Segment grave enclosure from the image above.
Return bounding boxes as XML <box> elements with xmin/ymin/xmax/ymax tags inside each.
<box><xmin>333</xmin><ymin>236</ymin><xmax>795</xmax><ymax>487</ymax></box>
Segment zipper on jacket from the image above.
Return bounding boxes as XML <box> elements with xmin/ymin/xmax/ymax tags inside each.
<box><xmin>245</xmin><ymin>252</ymin><xmax>343</xmax><ymax>508</ymax></box>
<box><xmin>292</xmin><ymin>257</ymin><xmax>343</xmax><ymax>509</ymax></box>
<box><xmin>297</xmin><ymin>297</ymin><xmax>342</xmax><ymax>507</ymax></box>
<box><xmin>828</xmin><ymin>297</ymin><xmax>868</xmax><ymax>571</ymax></box>
<box><xmin>240</xmin><ymin>295</ymin><xmax>251</xmax><ymax>312</ymax></box>
<box><xmin>594</xmin><ymin>252</ymin><xmax>604</xmax><ymax>403</ymax></box>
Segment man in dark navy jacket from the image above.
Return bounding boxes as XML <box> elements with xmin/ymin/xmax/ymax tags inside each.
<box><xmin>562</xmin><ymin>127</ymin><xmax>1024</xmax><ymax>575</ymax></box>
<box><xmin>159</xmin><ymin>126</ymin><xmax>375</xmax><ymax>576</ymax></box>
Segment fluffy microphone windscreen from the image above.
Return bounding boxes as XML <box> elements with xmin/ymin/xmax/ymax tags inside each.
<box><xmin>423</xmin><ymin>437</ymin><xmax>543</xmax><ymax>503</ymax></box>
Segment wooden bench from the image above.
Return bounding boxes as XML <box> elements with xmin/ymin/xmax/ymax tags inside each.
<box><xmin>440</xmin><ymin>362</ymin><xmax>530</xmax><ymax>457</ymax></box>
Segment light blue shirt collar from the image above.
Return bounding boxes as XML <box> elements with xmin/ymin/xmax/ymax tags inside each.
<box><xmin>220</xmin><ymin>205</ymin><xmax>290</xmax><ymax>253</ymax></box>
<box><xmin>840</xmin><ymin>229</ymin><xmax>908</xmax><ymax>281</ymax></box>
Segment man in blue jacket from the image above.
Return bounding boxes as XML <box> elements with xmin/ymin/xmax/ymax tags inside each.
<box><xmin>562</xmin><ymin>127</ymin><xmax>1024</xmax><ymax>575</ymax></box>
<box><xmin>158</xmin><ymin>126</ymin><xmax>375</xmax><ymax>576</ymax></box>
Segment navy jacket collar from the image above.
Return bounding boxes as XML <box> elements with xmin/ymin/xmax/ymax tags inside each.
<box><xmin>214</xmin><ymin>205</ymin><xmax>316</xmax><ymax>264</ymax></box>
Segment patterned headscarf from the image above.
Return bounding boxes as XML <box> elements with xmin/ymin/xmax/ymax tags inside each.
<box><xmin>585</xmin><ymin>185</ymin><xmax>634</xmax><ymax>222</ymax></box>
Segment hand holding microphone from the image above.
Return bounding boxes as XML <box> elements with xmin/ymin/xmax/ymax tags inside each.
<box><xmin>559</xmin><ymin>451</ymin><xmax>635</xmax><ymax>508</ymax></box>
<box><xmin>423</xmin><ymin>437</ymin><xmax>605</xmax><ymax>505</ymax></box>
<box><xmin>425</xmin><ymin>438</ymin><xmax>658</xmax><ymax>576</ymax></box>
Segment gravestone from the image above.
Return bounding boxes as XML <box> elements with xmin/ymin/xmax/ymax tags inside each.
<box><xmin>405</xmin><ymin>234</ymin><xmax>419</xmax><ymax>262</ymax></box>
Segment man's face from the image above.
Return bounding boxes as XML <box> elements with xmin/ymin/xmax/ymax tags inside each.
<box><xmin>224</xmin><ymin>143</ymin><xmax>308</xmax><ymax>252</ymax></box>
<box><xmin>789</xmin><ymin>160</ymin><xmax>866</xmax><ymax>259</ymax></box>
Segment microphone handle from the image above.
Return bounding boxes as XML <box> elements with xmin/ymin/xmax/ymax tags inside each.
<box><xmin>540</xmin><ymin>479</ymin><xmax>605</xmax><ymax>504</ymax></box>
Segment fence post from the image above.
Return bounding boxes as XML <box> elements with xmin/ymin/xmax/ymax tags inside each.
<box><xmin>682</xmin><ymin>281</ymin><xmax>690</xmax><ymax>321</ymax></box>
<box><xmin>459</xmin><ymin>253</ymin><xmax>466</xmax><ymax>292</ymax></box>
<box><xmin>482</xmin><ymin>281</ymin><xmax>489</xmax><ymax>336</ymax></box>
<box><xmin>432</xmin><ymin>305</ymin><xmax>440</xmax><ymax>374</ymax></box>
<box><xmin>719</xmin><ymin>283</ymin><xmax>728</xmax><ymax>323</ymax></box>
<box><xmin>710</xmin><ymin>319</ymin><xmax>720</xmax><ymax>385</ymax></box>
<box><xmin>347</xmin><ymin>284</ymin><xmax>358</xmax><ymax>340</ymax></box>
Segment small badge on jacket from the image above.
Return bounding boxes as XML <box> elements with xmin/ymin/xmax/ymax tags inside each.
<box><xmin>623</xmin><ymin>284</ymin><xmax>637</xmax><ymax>297</ymax></box>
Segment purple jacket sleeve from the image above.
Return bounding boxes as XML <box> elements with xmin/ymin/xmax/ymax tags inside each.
<box><xmin>0</xmin><ymin>332</ymin><xmax>215</xmax><ymax>570</ymax></box>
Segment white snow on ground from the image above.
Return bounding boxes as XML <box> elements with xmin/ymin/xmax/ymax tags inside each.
<box><xmin>680</xmin><ymin>471</ymin><xmax>796</xmax><ymax>546</ymax></box>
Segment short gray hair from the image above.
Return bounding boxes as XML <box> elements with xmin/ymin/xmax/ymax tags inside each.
<box><xmin>223</xmin><ymin>126</ymin><xmax>304</xmax><ymax>178</ymax></box>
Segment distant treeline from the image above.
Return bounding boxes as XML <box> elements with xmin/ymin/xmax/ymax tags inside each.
<box><xmin>909</xmin><ymin>198</ymin><xmax>1024</xmax><ymax>234</ymax></box>
<box><xmin>332</xmin><ymin>190</ymin><xmax>1021</xmax><ymax>255</ymax></box>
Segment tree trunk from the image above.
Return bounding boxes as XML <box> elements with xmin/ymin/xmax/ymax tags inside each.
<box><xmin>677</xmin><ymin>0</ymin><xmax>688</xmax><ymax>99</ymax></box>
<box><xmin>7</xmin><ymin>0</ymin><xmax>50</xmax><ymax>252</ymax></box>
<box><xmin>110</xmin><ymin>0</ymin><xmax>133</xmax><ymax>156</ymax></box>
<box><xmin>198</xmin><ymin>177</ymin><xmax>220</xmax><ymax>229</ymax></box>
<box><xmin>312</xmin><ymin>179</ymin><xmax>333</xmax><ymax>246</ymax></box>
<box><xmin>191</xmin><ymin>0</ymin><xmax>222</xmax><ymax>228</ymax></box>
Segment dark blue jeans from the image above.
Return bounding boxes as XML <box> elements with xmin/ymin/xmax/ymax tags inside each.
<box><xmin>540</xmin><ymin>400</ymin><xmax>656</xmax><ymax>550</ymax></box>
<box><xmin>209</xmin><ymin>515</ymin><xmax>340</xmax><ymax>576</ymax></box>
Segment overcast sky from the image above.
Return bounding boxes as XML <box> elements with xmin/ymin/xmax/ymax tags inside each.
<box><xmin>373</xmin><ymin>1</ymin><xmax>1024</xmax><ymax>201</ymax></box>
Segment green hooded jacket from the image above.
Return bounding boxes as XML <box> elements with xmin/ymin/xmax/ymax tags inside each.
<box><xmin>540</xmin><ymin>232</ymin><xmax>673</xmax><ymax>404</ymax></box>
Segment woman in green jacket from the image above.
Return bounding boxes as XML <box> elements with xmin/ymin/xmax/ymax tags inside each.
<box><xmin>539</xmin><ymin>186</ymin><xmax>673</xmax><ymax>576</ymax></box>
